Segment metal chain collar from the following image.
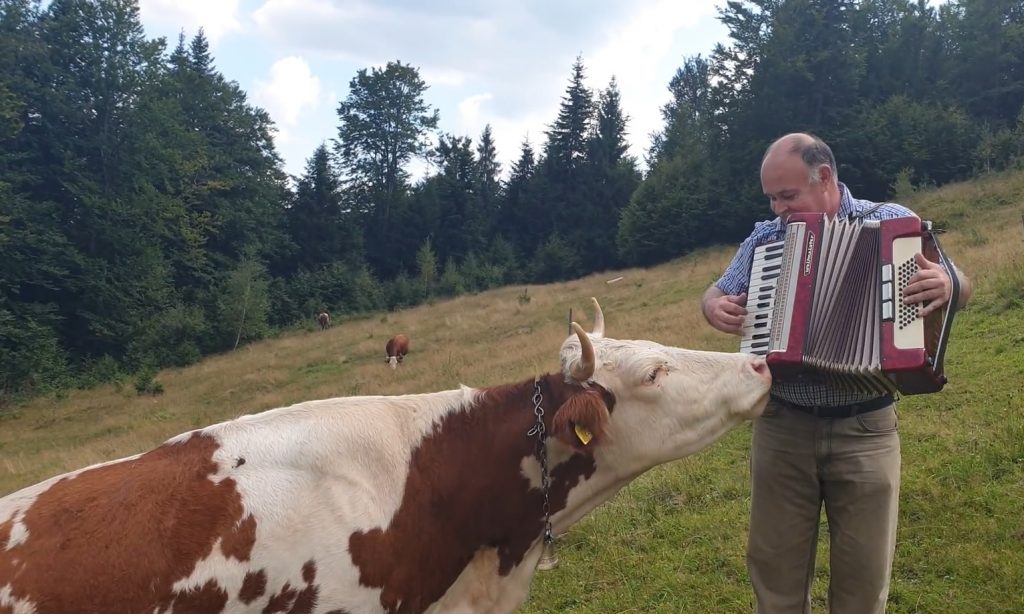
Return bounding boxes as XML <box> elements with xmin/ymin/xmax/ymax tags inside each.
<box><xmin>526</xmin><ymin>377</ymin><xmax>554</xmax><ymax>545</ymax></box>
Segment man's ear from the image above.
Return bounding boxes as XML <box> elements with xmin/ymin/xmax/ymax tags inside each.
<box><xmin>551</xmin><ymin>391</ymin><xmax>610</xmax><ymax>453</ymax></box>
<box><xmin>816</xmin><ymin>163</ymin><xmax>833</xmax><ymax>186</ymax></box>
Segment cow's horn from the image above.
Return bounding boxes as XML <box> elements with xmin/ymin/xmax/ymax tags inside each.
<box><xmin>589</xmin><ymin>297</ymin><xmax>605</xmax><ymax>338</ymax></box>
<box><xmin>570</xmin><ymin>322</ymin><xmax>595</xmax><ymax>381</ymax></box>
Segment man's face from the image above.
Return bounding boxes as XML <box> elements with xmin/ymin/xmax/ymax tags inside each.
<box><xmin>760</xmin><ymin>152</ymin><xmax>832</xmax><ymax>223</ymax></box>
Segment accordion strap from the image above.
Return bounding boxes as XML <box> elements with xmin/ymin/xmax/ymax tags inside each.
<box><xmin>847</xmin><ymin>202</ymin><xmax>885</xmax><ymax>221</ymax></box>
<box><xmin>929</xmin><ymin>227</ymin><xmax>960</xmax><ymax>379</ymax></box>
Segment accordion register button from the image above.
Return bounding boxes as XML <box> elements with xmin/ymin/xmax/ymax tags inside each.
<box><xmin>882</xmin><ymin>300</ymin><xmax>893</xmax><ymax>320</ymax></box>
<box><xmin>881</xmin><ymin>264</ymin><xmax>893</xmax><ymax>283</ymax></box>
<box><xmin>882</xmin><ymin>284</ymin><xmax>892</xmax><ymax>301</ymax></box>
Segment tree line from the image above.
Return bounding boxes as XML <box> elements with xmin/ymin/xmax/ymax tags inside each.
<box><xmin>1</xmin><ymin>0</ymin><xmax>1022</xmax><ymax>401</ymax></box>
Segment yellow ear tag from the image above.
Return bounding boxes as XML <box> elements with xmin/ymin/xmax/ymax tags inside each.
<box><xmin>574</xmin><ymin>424</ymin><xmax>593</xmax><ymax>445</ymax></box>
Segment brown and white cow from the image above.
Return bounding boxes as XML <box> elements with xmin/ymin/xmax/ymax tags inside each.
<box><xmin>0</xmin><ymin>299</ymin><xmax>770</xmax><ymax>614</ymax></box>
<box><xmin>385</xmin><ymin>334</ymin><xmax>409</xmax><ymax>369</ymax></box>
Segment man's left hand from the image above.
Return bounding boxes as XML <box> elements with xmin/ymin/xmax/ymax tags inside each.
<box><xmin>902</xmin><ymin>252</ymin><xmax>952</xmax><ymax>317</ymax></box>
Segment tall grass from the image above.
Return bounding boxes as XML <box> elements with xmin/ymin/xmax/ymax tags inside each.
<box><xmin>2</xmin><ymin>171</ymin><xmax>1023</xmax><ymax>612</ymax></box>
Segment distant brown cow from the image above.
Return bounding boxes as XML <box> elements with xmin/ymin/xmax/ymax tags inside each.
<box><xmin>317</xmin><ymin>310</ymin><xmax>331</xmax><ymax>330</ymax></box>
<box><xmin>385</xmin><ymin>334</ymin><xmax>410</xmax><ymax>369</ymax></box>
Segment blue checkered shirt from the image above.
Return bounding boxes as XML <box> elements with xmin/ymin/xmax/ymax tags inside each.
<box><xmin>716</xmin><ymin>183</ymin><xmax>915</xmax><ymax>407</ymax></box>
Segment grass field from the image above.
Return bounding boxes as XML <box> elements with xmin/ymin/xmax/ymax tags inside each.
<box><xmin>2</xmin><ymin>171</ymin><xmax>1023</xmax><ymax>612</ymax></box>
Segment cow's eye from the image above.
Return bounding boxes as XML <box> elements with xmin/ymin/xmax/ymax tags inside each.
<box><xmin>644</xmin><ymin>368</ymin><xmax>660</xmax><ymax>384</ymax></box>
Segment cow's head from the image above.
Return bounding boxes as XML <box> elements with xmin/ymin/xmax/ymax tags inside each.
<box><xmin>551</xmin><ymin>298</ymin><xmax>770</xmax><ymax>473</ymax></box>
<box><xmin>387</xmin><ymin>355</ymin><xmax>401</xmax><ymax>369</ymax></box>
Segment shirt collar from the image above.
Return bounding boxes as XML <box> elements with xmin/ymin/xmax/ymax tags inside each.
<box><xmin>836</xmin><ymin>182</ymin><xmax>855</xmax><ymax>217</ymax></box>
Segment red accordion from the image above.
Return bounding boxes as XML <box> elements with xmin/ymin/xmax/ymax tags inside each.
<box><xmin>740</xmin><ymin>212</ymin><xmax>960</xmax><ymax>395</ymax></box>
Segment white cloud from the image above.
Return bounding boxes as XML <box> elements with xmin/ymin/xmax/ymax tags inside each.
<box><xmin>589</xmin><ymin>0</ymin><xmax>722</xmax><ymax>161</ymax></box>
<box><xmin>456</xmin><ymin>93</ymin><xmax>493</xmax><ymax>134</ymax></box>
<box><xmin>421</xmin><ymin>67</ymin><xmax>470</xmax><ymax>88</ymax></box>
<box><xmin>253</xmin><ymin>56</ymin><xmax>322</xmax><ymax>128</ymax></box>
<box><xmin>139</xmin><ymin>0</ymin><xmax>243</xmax><ymax>44</ymax></box>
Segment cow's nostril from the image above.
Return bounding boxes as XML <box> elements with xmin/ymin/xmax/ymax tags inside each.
<box><xmin>750</xmin><ymin>358</ymin><xmax>771</xmax><ymax>381</ymax></box>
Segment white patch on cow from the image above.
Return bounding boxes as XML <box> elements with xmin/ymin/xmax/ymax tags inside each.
<box><xmin>518</xmin><ymin>442</ymin><xmax>577</xmax><ymax>491</ymax></box>
<box><xmin>195</xmin><ymin>387</ymin><xmax>480</xmax><ymax>527</ymax></box>
<box><xmin>518</xmin><ymin>455</ymin><xmax>541</xmax><ymax>490</ymax></box>
<box><xmin>169</xmin><ymin>535</ymin><xmax>247</xmax><ymax>595</ymax></box>
<box><xmin>0</xmin><ymin>584</ymin><xmax>38</xmax><ymax>613</ymax></box>
<box><xmin>5</xmin><ymin>517</ymin><xmax>28</xmax><ymax>550</ymax></box>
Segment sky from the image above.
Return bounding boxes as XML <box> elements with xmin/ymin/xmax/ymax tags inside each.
<box><xmin>135</xmin><ymin>0</ymin><xmax>732</xmax><ymax>180</ymax></box>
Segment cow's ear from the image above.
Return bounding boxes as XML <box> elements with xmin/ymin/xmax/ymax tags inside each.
<box><xmin>552</xmin><ymin>391</ymin><xmax>609</xmax><ymax>453</ymax></box>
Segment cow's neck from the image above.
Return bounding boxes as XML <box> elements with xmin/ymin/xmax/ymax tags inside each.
<box><xmin>347</xmin><ymin>373</ymin><xmax>596</xmax><ymax>612</ymax></box>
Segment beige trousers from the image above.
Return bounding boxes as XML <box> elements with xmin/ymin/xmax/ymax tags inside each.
<box><xmin>747</xmin><ymin>400</ymin><xmax>901</xmax><ymax>614</ymax></box>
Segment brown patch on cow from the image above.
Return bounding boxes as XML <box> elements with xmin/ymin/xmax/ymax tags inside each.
<box><xmin>221</xmin><ymin>514</ymin><xmax>257</xmax><ymax>561</ymax></box>
<box><xmin>323</xmin><ymin>610</ymin><xmax>351</xmax><ymax>614</ymax></box>
<box><xmin>348</xmin><ymin>373</ymin><xmax>614</xmax><ymax>614</ymax></box>
<box><xmin>290</xmin><ymin>583</ymin><xmax>319</xmax><ymax>614</ymax></box>
<box><xmin>262</xmin><ymin>582</ymin><xmax>297</xmax><ymax>613</ymax></box>
<box><xmin>239</xmin><ymin>569</ymin><xmax>268</xmax><ymax>604</ymax></box>
<box><xmin>261</xmin><ymin>560</ymin><xmax>319</xmax><ymax>614</ymax></box>
<box><xmin>168</xmin><ymin>579</ymin><xmax>229</xmax><ymax>613</ymax></box>
<box><xmin>0</xmin><ymin>518</ymin><xmax>11</xmax><ymax>550</ymax></box>
<box><xmin>0</xmin><ymin>604</ymin><xmax>13</xmax><ymax>614</ymax></box>
<box><xmin>302</xmin><ymin>559</ymin><xmax>317</xmax><ymax>584</ymax></box>
<box><xmin>0</xmin><ymin>433</ymin><xmax>255</xmax><ymax>613</ymax></box>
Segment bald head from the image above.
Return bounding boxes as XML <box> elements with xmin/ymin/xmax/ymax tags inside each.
<box><xmin>762</xmin><ymin>132</ymin><xmax>838</xmax><ymax>187</ymax></box>
<box><xmin>760</xmin><ymin>133</ymin><xmax>841</xmax><ymax>220</ymax></box>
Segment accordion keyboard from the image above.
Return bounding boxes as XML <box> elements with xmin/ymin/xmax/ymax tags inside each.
<box><xmin>740</xmin><ymin>240</ymin><xmax>785</xmax><ymax>355</ymax></box>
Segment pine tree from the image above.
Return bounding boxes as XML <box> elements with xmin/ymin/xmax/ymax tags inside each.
<box><xmin>536</xmin><ymin>57</ymin><xmax>596</xmax><ymax>278</ymax></box>
<box><xmin>431</xmin><ymin>133</ymin><xmax>484</xmax><ymax>262</ymax></box>
<box><xmin>499</xmin><ymin>138</ymin><xmax>545</xmax><ymax>258</ymax></box>
<box><xmin>582</xmin><ymin>78</ymin><xmax>640</xmax><ymax>270</ymax></box>
<box><xmin>474</xmin><ymin>124</ymin><xmax>502</xmax><ymax>220</ymax></box>
<box><xmin>287</xmin><ymin>143</ymin><xmax>363</xmax><ymax>272</ymax></box>
<box><xmin>544</xmin><ymin>56</ymin><xmax>595</xmax><ymax>171</ymax></box>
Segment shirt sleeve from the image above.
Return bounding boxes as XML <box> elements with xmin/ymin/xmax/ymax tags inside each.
<box><xmin>715</xmin><ymin>232</ymin><xmax>759</xmax><ymax>296</ymax></box>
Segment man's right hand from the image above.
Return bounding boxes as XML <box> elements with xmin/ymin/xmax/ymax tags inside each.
<box><xmin>702</xmin><ymin>289</ymin><xmax>748</xmax><ymax>335</ymax></box>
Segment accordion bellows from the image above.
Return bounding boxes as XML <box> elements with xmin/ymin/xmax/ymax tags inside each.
<box><xmin>740</xmin><ymin>212</ymin><xmax>959</xmax><ymax>396</ymax></box>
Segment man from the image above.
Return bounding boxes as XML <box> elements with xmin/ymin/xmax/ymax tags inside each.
<box><xmin>702</xmin><ymin>133</ymin><xmax>972</xmax><ymax>614</ymax></box>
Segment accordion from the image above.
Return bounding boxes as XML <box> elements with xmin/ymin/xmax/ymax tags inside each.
<box><xmin>740</xmin><ymin>212</ymin><xmax>960</xmax><ymax>396</ymax></box>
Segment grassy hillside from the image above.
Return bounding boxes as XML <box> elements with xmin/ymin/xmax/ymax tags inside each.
<box><xmin>3</xmin><ymin>171</ymin><xmax>1023</xmax><ymax>612</ymax></box>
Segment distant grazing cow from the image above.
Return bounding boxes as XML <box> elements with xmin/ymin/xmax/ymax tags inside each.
<box><xmin>316</xmin><ymin>310</ymin><xmax>330</xmax><ymax>331</ymax></box>
<box><xmin>0</xmin><ymin>298</ymin><xmax>770</xmax><ymax>614</ymax></box>
<box><xmin>385</xmin><ymin>333</ymin><xmax>409</xmax><ymax>369</ymax></box>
